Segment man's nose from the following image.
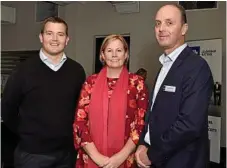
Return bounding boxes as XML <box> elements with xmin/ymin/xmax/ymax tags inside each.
<box><xmin>52</xmin><ymin>34</ymin><xmax>58</xmax><ymax>40</ymax></box>
<box><xmin>159</xmin><ymin>24</ymin><xmax>165</xmax><ymax>32</ymax></box>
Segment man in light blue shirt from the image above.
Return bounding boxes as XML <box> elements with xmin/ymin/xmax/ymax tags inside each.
<box><xmin>136</xmin><ymin>3</ymin><xmax>213</xmax><ymax>168</ymax></box>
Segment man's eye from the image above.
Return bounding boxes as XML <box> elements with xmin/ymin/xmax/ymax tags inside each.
<box><xmin>166</xmin><ymin>22</ymin><xmax>172</xmax><ymax>26</ymax></box>
<box><xmin>155</xmin><ymin>22</ymin><xmax>161</xmax><ymax>27</ymax></box>
<box><xmin>58</xmin><ymin>33</ymin><xmax>65</xmax><ymax>36</ymax></box>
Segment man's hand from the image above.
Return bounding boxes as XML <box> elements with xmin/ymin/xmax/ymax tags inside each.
<box><xmin>135</xmin><ymin>145</ymin><xmax>151</xmax><ymax>168</ymax></box>
<box><xmin>103</xmin><ymin>152</ymin><xmax>125</xmax><ymax>168</ymax></box>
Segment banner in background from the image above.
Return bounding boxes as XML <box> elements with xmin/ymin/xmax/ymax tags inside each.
<box><xmin>208</xmin><ymin>115</ymin><xmax>221</xmax><ymax>163</ymax></box>
<box><xmin>187</xmin><ymin>39</ymin><xmax>222</xmax><ymax>83</ymax></box>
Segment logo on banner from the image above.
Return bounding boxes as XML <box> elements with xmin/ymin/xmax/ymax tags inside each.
<box><xmin>202</xmin><ymin>49</ymin><xmax>216</xmax><ymax>56</ymax></box>
<box><xmin>190</xmin><ymin>46</ymin><xmax>200</xmax><ymax>55</ymax></box>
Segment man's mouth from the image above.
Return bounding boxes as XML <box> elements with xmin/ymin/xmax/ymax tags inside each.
<box><xmin>50</xmin><ymin>43</ymin><xmax>59</xmax><ymax>46</ymax></box>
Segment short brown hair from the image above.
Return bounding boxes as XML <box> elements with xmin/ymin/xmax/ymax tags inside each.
<box><xmin>99</xmin><ymin>34</ymin><xmax>129</xmax><ymax>64</ymax></box>
<box><xmin>136</xmin><ymin>68</ymin><xmax>147</xmax><ymax>75</ymax></box>
<box><xmin>40</xmin><ymin>16</ymin><xmax>68</xmax><ymax>36</ymax></box>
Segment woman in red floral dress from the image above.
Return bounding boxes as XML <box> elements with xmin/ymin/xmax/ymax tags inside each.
<box><xmin>73</xmin><ymin>34</ymin><xmax>149</xmax><ymax>168</ymax></box>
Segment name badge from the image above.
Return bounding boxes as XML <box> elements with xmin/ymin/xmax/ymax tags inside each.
<box><xmin>163</xmin><ymin>85</ymin><xmax>176</xmax><ymax>92</ymax></box>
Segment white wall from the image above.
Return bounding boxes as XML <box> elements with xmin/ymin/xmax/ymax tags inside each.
<box><xmin>65</xmin><ymin>1</ymin><xmax>163</xmax><ymax>80</ymax></box>
<box><xmin>1</xmin><ymin>1</ymin><xmax>65</xmax><ymax>51</ymax></box>
<box><xmin>1</xmin><ymin>1</ymin><xmax>226</xmax><ymax>147</ymax></box>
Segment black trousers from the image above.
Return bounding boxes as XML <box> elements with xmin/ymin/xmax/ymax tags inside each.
<box><xmin>14</xmin><ymin>146</ymin><xmax>77</xmax><ymax>168</ymax></box>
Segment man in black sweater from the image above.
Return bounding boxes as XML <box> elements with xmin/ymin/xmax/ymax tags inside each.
<box><xmin>2</xmin><ymin>17</ymin><xmax>86</xmax><ymax>168</ymax></box>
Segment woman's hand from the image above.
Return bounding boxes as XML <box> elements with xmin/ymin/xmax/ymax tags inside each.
<box><xmin>103</xmin><ymin>152</ymin><xmax>125</xmax><ymax>168</ymax></box>
<box><xmin>91</xmin><ymin>152</ymin><xmax>110</xmax><ymax>167</ymax></box>
<box><xmin>83</xmin><ymin>142</ymin><xmax>110</xmax><ymax>167</ymax></box>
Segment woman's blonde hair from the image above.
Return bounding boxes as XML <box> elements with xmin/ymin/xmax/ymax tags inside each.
<box><xmin>99</xmin><ymin>34</ymin><xmax>129</xmax><ymax>65</ymax></box>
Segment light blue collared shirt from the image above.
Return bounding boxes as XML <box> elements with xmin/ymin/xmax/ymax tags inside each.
<box><xmin>39</xmin><ymin>49</ymin><xmax>67</xmax><ymax>71</ymax></box>
<box><xmin>144</xmin><ymin>43</ymin><xmax>187</xmax><ymax>145</ymax></box>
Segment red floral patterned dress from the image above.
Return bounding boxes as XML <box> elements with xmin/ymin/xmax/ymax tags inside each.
<box><xmin>73</xmin><ymin>73</ymin><xmax>149</xmax><ymax>168</ymax></box>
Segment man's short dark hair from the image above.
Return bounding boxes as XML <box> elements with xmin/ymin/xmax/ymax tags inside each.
<box><xmin>136</xmin><ymin>68</ymin><xmax>147</xmax><ymax>75</ymax></box>
<box><xmin>40</xmin><ymin>16</ymin><xmax>68</xmax><ymax>36</ymax></box>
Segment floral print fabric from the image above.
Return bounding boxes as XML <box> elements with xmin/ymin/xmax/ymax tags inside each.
<box><xmin>73</xmin><ymin>73</ymin><xmax>149</xmax><ymax>168</ymax></box>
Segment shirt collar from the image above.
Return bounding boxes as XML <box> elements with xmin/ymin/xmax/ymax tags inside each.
<box><xmin>159</xmin><ymin>43</ymin><xmax>187</xmax><ymax>65</ymax></box>
<box><xmin>39</xmin><ymin>49</ymin><xmax>67</xmax><ymax>64</ymax></box>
